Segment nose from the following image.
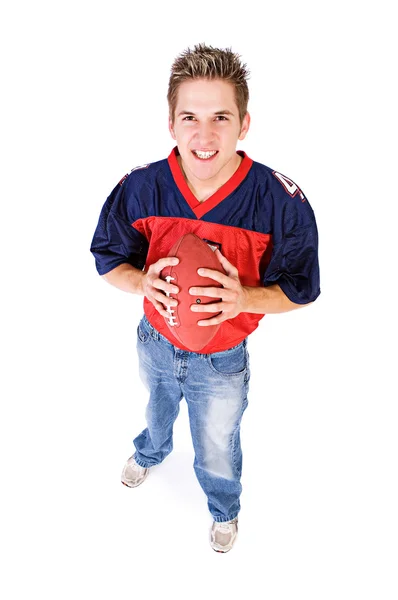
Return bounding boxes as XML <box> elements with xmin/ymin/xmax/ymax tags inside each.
<box><xmin>196</xmin><ymin>121</ymin><xmax>215</xmax><ymax>147</ymax></box>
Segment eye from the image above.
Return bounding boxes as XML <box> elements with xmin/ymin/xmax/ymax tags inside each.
<box><xmin>215</xmin><ymin>115</ymin><xmax>228</xmax><ymax>121</ymax></box>
<box><xmin>182</xmin><ymin>115</ymin><xmax>196</xmax><ymax>121</ymax></box>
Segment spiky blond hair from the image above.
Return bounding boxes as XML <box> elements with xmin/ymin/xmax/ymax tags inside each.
<box><xmin>167</xmin><ymin>43</ymin><xmax>250</xmax><ymax>125</ymax></box>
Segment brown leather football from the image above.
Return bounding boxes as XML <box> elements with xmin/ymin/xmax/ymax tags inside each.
<box><xmin>160</xmin><ymin>233</ymin><xmax>225</xmax><ymax>351</ymax></box>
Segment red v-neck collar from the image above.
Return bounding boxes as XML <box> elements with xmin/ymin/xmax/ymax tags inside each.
<box><xmin>167</xmin><ymin>146</ymin><xmax>253</xmax><ymax>219</ymax></box>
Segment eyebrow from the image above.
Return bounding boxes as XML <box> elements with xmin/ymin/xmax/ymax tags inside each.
<box><xmin>177</xmin><ymin>110</ymin><xmax>235</xmax><ymax>117</ymax></box>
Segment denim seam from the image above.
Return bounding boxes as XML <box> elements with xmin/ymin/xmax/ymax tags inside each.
<box><xmin>133</xmin><ymin>456</ymin><xmax>155</xmax><ymax>468</ymax></box>
<box><xmin>213</xmin><ymin>512</ymin><xmax>239</xmax><ymax>523</ymax></box>
<box><xmin>137</xmin><ymin>324</ymin><xmax>151</xmax><ymax>344</ymax></box>
<box><xmin>231</xmin><ymin>397</ymin><xmax>248</xmax><ymax>476</ymax></box>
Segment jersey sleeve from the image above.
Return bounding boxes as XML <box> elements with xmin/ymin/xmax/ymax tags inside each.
<box><xmin>262</xmin><ymin>176</ymin><xmax>320</xmax><ymax>304</ymax></box>
<box><xmin>90</xmin><ymin>176</ymin><xmax>149</xmax><ymax>276</ymax></box>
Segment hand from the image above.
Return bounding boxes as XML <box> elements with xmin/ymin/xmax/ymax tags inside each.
<box><xmin>142</xmin><ymin>257</ymin><xmax>180</xmax><ymax>319</ymax></box>
<box><xmin>189</xmin><ymin>249</ymin><xmax>248</xmax><ymax>326</ymax></box>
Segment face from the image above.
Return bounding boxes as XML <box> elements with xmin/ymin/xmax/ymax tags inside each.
<box><xmin>169</xmin><ymin>78</ymin><xmax>250</xmax><ymax>187</ymax></box>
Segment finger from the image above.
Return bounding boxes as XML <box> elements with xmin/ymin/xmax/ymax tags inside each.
<box><xmin>150</xmin><ymin>295</ymin><xmax>178</xmax><ymax>319</ymax></box>
<box><xmin>189</xmin><ymin>286</ymin><xmax>226</xmax><ymax>298</ymax></box>
<box><xmin>151</xmin><ymin>289</ymin><xmax>178</xmax><ymax>308</ymax></box>
<box><xmin>196</xmin><ymin>267</ymin><xmax>229</xmax><ymax>285</ymax></box>
<box><xmin>151</xmin><ymin>298</ymin><xmax>172</xmax><ymax>318</ymax></box>
<box><xmin>149</xmin><ymin>256</ymin><xmax>179</xmax><ymax>274</ymax></box>
<box><xmin>197</xmin><ymin>313</ymin><xmax>228</xmax><ymax>327</ymax></box>
<box><xmin>190</xmin><ymin>302</ymin><xmax>223</xmax><ymax>313</ymax></box>
<box><xmin>215</xmin><ymin>251</ymin><xmax>239</xmax><ymax>277</ymax></box>
<box><xmin>152</xmin><ymin>276</ymin><xmax>179</xmax><ymax>295</ymax></box>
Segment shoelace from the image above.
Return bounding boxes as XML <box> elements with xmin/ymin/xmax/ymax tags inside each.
<box><xmin>214</xmin><ymin>520</ymin><xmax>237</xmax><ymax>533</ymax></box>
<box><xmin>129</xmin><ymin>459</ymin><xmax>144</xmax><ymax>471</ymax></box>
<box><xmin>165</xmin><ymin>275</ymin><xmax>177</xmax><ymax>326</ymax></box>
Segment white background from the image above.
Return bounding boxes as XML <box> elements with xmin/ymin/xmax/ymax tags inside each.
<box><xmin>1</xmin><ymin>0</ymin><xmax>397</xmax><ymax>598</ymax></box>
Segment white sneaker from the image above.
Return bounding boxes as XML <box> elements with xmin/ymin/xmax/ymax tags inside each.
<box><xmin>210</xmin><ymin>518</ymin><xmax>238</xmax><ymax>553</ymax></box>
<box><xmin>121</xmin><ymin>456</ymin><xmax>149</xmax><ymax>488</ymax></box>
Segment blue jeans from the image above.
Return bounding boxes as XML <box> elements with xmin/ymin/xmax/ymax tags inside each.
<box><xmin>133</xmin><ymin>315</ymin><xmax>250</xmax><ymax>523</ymax></box>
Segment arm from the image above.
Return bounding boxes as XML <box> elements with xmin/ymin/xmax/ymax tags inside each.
<box><xmin>241</xmin><ymin>283</ymin><xmax>307</xmax><ymax>314</ymax></box>
<box><xmin>102</xmin><ymin>263</ymin><xmax>146</xmax><ymax>295</ymax></box>
<box><xmin>101</xmin><ymin>258</ymin><xmax>180</xmax><ymax>320</ymax></box>
<box><xmin>190</xmin><ymin>249</ymin><xmax>309</xmax><ymax>326</ymax></box>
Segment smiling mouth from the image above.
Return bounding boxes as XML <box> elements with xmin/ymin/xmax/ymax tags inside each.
<box><xmin>192</xmin><ymin>150</ymin><xmax>218</xmax><ymax>160</ymax></box>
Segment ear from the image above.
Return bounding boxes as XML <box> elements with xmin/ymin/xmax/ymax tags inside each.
<box><xmin>169</xmin><ymin>116</ymin><xmax>176</xmax><ymax>140</ymax></box>
<box><xmin>238</xmin><ymin>112</ymin><xmax>251</xmax><ymax>141</ymax></box>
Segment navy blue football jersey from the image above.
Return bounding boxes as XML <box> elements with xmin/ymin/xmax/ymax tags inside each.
<box><xmin>90</xmin><ymin>147</ymin><xmax>320</xmax><ymax>352</ymax></box>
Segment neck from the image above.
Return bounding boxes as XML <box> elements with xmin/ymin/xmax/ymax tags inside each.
<box><xmin>177</xmin><ymin>153</ymin><xmax>242</xmax><ymax>202</ymax></box>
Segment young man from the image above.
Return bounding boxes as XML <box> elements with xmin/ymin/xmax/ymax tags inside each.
<box><xmin>90</xmin><ymin>44</ymin><xmax>320</xmax><ymax>553</ymax></box>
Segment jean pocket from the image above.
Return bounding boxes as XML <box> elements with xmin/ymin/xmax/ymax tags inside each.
<box><xmin>207</xmin><ymin>341</ymin><xmax>248</xmax><ymax>376</ymax></box>
<box><xmin>137</xmin><ymin>318</ymin><xmax>151</xmax><ymax>344</ymax></box>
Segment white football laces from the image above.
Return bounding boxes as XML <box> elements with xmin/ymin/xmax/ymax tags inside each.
<box><xmin>165</xmin><ymin>275</ymin><xmax>177</xmax><ymax>326</ymax></box>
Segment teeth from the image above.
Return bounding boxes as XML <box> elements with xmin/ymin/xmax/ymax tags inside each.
<box><xmin>194</xmin><ymin>150</ymin><xmax>217</xmax><ymax>159</ymax></box>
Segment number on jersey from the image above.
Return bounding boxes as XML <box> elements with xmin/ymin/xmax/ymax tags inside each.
<box><xmin>273</xmin><ymin>171</ymin><xmax>305</xmax><ymax>202</ymax></box>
